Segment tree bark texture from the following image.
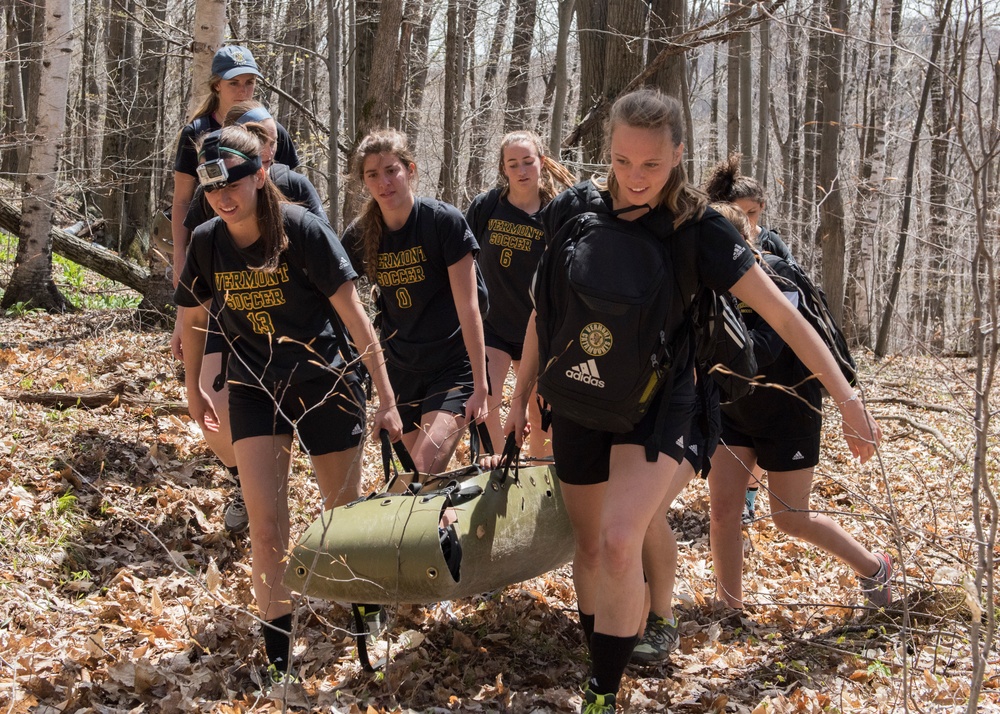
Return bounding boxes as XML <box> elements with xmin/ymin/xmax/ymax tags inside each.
<box><xmin>467</xmin><ymin>0</ymin><xmax>512</xmax><ymax>194</ymax></box>
<box><xmin>188</xmin><ymin>0</ymin><xmax>225</xmax><ymax>120</ymax></box>
<box><xmin>549</xmin><ymin>0</ymin><xmax>575</xmax><ymax>157</ymax></box>
<box><xmin>815</xmin><ymin>0</ymin><xmax>848</xmax><ymax>324</ymax></box>
<box><xmin>503</xmin><ymin>0</ymin><xmax>537</xmax><ymax>132</ymax></box>
<box><xmin>2</xmin><ymin>0</ymin><xmax>75</xmax><ymax>313</ymax></box>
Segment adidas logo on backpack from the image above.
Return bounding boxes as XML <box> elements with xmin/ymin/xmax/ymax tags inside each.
<box><xmin>566</xmin><ymin>359</ymin><xmax>605</xmax><ymax>388</ymax></box>
<box><xmin>533</xmin><ymin>197</ymin><xmax>686</xmax><ymax>434</ymax></box>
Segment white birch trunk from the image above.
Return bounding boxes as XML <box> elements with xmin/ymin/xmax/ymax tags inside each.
<box><xmin>1</xmin><ymin>0</ymin><xmax>74</xmax><ymax>311</ymax></box>
<box><xmin>188</xmin><ymin>0</ymin><xmax>226</xmax><ymax>120</ymax></box>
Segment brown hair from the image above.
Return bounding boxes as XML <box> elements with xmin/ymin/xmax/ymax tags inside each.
<box><xmin>602</xmin><ymin>89</ymin><xmax>706</xmax><ymax>228</ymax></box>
<box><xmin>350</xmin><ymin>128</ymin><xmax>417</xmax><ymax>282</ymax></box>
<box><xmin>196</xmin><ymin>125</ymin><xmax>288</xmax><ymax>271</ymax></box>
<box><xmin>496</xmin><ymin>130</ymin><xmax>576</xmax><ymax>206</ymax></box>
<box><xmin>703</xmin><ymin>153</ymin><xmax>765</xmax><ymax>205</ymax></box>
<box><xmin>711</xmin><ymin>202</ymin><xmax>754</xmax><ymax>246</ymax></box>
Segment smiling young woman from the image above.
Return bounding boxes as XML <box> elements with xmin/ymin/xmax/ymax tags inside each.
<box><xmin>505</xmin><ymin>89</ymin><xmax>882</xmax><ymax>713</ymax></box>
<box><xmin>174</xmin><ymin>125</ymin><xmax>401</xmax><ymax>681</ymax></box>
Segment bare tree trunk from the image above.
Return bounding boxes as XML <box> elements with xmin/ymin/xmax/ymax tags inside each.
<box><xmin>847</xmin><ymin>0</ymin><xmax>902</xmax><ymax>346</ymax></box>
<box><xmin>1</xmin><ymin>0</ymin><xmax>75</xmax><ymax>313</ymax></box>
<box><xmin>328</xmin><ymin>0</ymin><xmax>343</xmax><ymax>229</ymax></box>
<box><xmin>133</xmin><ymin>0</ymin><xmax>170</xmax><ymax>321</ymax></box>
<box><xmin>726</xmin><ymin>28</ymin><xmax>740</xmax><ymax>156</ymax></box>
<box><xmin>574</xmin><ymin>1</ymin><xmax>607</xmax><ymax>163</ymax></box>
<box><xmin>503</xmin><ymin>0</ymin><xmax>537</xmax><ymax>132</ymax></box>
<box><xmin>874</xmin><ymin>0</ymin><xmax>953</xmax><ymax>357</ymax></box>
<box><xmin>437</xmin><ymin>0</ymin><xmax>464</xmax><ymax>204</ymax></box>
<box><xmin>549</xmin><ymin>0</ymin><xmax>575</xmax><ymax>157</ymax></box>
<box><xmin>649</xmin><ymin>0</ymin><xmax>684</xmax><ymax>97</ymax></box>
<box><xmin>358</xmin><ymin>0</ymin><xmax>402</xmax><ymax>134</ymax></box>
<box><xmin>278</xmin><ymin>0</ymin><xmax>313</xmax><ymax>142</ymax></box>
<box><xmin>815</xmin><ymin>0</ymin><xmax>848</xmax><ymax>324</ymax></box>
<box><xmin>188</xmin><ymin>0</ymin><xmax>226</xmax><ymax>119</ymax></box>
<box><xmin>98</xmin><ymin>0</ymin><xmax>138</xmax><ymax>254</ymax></box>
<box><xmin>925</xmin><ymin>24</ymin><xmax>953</xmax><ymax>353</ymax></box>
<box><xmin>1</xmin><ymin>1</ymin><xmax>36</xmax><ymax>178</ymax></box>
<box><xmin>738</xmin><ymin>12</ymin><xmax>752</xmax><ymax>174</ymax></box>
<box><xmin>467</xmin><ymin>0</ymin><xmax>512</xmax><ymax>194</ymax></box>
<box><xmin>801</xmin><ymin>3</ymin><xmax>823</xmax><ymax>254</ymax></box>
<box><xmin>402</xmin><ymin>0</ymin><xmax>434</xmax><ymax>147</ymax></box>
<box><xmin>755</xmin><ymin>16</ymin><xmax>770</xmax><ymax>184</ymax></box>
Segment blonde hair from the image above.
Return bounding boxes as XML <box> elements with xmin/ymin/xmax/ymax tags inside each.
<box><xmin>350</xmin><ymin>129</ymin><xmax>416</xmax><ymax>282</ymax></box>
<box><xmin>189</xmin><ymin>74</ymin><xmax>224</xmax><ymax>123</ymax></box>
<box><xmin>603</xmin><ymin>89</ymin><xmax>706</xmax><ymax>228</ymax></box>
<box><xmin>496</xmin><ymin>130</ymin><xmax>576</xmax><ymax>206</ymax></box>
<box><xmin>710</xmin><ymin>202</ymin><xmax>754</xmax><ymax>246</ymax></box>
<box><xmin>196</xmin><ymin>125</ymin><xmax>288</xmax><ymax>271</ymax></box>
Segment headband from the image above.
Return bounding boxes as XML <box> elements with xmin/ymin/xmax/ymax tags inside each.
<box><xmin>236</xmin><ymin>106</ymin><xmax>273</xmax><ymax>125</ymax></box>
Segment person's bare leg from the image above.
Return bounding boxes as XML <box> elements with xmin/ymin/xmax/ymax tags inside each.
<box><xmin>403</xmin><ymin>409</ymin><xmax>468</xmax><ymax>474</ymax></box>
<box><xmin>234</xmin><ymin>434</ymin><xmax>294</xmax><ymax>620</ymax></box>
<box><xmin>766</xmin><ymin>469</ymin><xmax>881</xmax><ymax>576</ymax></box>
<box><xmin>198</xmin><ymin>351</ymin><xmax>236</xmax><ymax>468</ymax></box>
<box><xmin>642</xmin><ymin>460</ymin><xmax>697</xmax><ymax>621</ymax></box>
<box><xmin>708</xmin><ymin>445</ymin><xmax>756</xmax><ymax>608</ymax></box>
<box><xmin>484</xmin><ymin>347</ymin><xmax>512</xmax><ymax>454</ymax></box>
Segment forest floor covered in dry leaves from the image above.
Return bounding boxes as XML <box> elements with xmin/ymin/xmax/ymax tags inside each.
<box><xmin>0</xmin><ymin>306</ymin><xmax>997</xmax><ymax>713</ymax></box>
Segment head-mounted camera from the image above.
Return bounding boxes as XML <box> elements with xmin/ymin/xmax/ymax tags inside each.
<box><xmin>196</xmin><ymin>131</ymin><xmax>262</xmax><ymax>192</ymax></box>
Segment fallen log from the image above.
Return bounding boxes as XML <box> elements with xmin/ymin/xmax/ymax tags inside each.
<box><xmin>0</xmin><ymin>382</ymin><xmax>188</xmax><ymax>415</ymax></box>
<box><xmin>0</xmin><ymin>194</ymin><xmax>150</xmax><ymax>294</ymax></box>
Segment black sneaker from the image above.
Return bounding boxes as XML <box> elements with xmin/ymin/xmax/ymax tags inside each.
<box><xmin>224</xmin><ymin>493</ymin><xmax>249</xmax><ymax>533</ymax></box>
<box><xmin>580</xmin><ymin>680</ymin><xmax>616</xmax><ymax>713</ymax></box>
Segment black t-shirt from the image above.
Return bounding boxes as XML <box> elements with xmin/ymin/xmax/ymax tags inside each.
<box><xmin>540</xmin><ymin>181</ymin><xmax>757</xmax><ymax>390</ymax></box>
<box><xmin>343</xmin><ymin>197</ymin><xmax>479</xmax><ymax>370</ymax></box>
<box><xmin>758</xmin><ymin>227</ymin><xmax>798</xmax><ymax>268</ymax></box>
<box><xmin>184</xmin><ymin>164</ymin><xmax>326</xmax><ymax>230</ymax></box>
<box><xmin>174</xmin><ymin>204</ymin><xmax>357</xmax><ymax>386</ymax></box>
<box><xmin>467</xmin><ymin>189</ymin><xmax>545</xmax><ymax>346</ymax></box>
<box><xmin>721</xmin><ymin>253</ymin><xmax>823</xmax><ymax>436</ymax></box>
<box><xmin>173</xmin><ymin>114</ymin><xmax>300</xmax><ymax>177</ymax></box>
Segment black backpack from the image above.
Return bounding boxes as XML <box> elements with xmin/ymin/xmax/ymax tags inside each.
<box><xmin>760</xmin><ymin>252</ymin><xmax>857</xmax><ymax>389</ymax></box>
<box><xmin>533</xmin><ymin>207</ymin><xmax>684</xmax><ymax>434</ymax></box>
<box><xmin>691</xmin><ymin>288</ymin><xmax>758</xmax><ymax>403</ymax></box>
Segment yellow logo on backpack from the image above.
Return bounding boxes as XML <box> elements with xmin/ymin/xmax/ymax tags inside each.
<box><xmin>580</xmin><ymin>322</ymin><xmax>613</xmax><ymax>356</ymax></box>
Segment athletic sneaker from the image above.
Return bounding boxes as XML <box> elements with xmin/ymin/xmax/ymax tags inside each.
<box><xmin>630</xmin><ymin>612</ymin><xmax>679</xmax><ymax>665</ymax></box>
<box><xmin>356</xmin><ymin>604</ymin><xmax>386</xmax><ymax>645</ymax></box>
<box><xmin>742</xmin><ymin>489</ymin><xmax>758</xmax><ymax>525</ymax></box>
<box><xmin>250</xmin><ymin>661</ymin><xmax>301</xmax><ymax>695</ymax></box>
<box><xmin>224</xmin><ymin>493</ymin><xmax>249</xmax><ymax>533</ymax></box>
<box><xmin>580</xmin><ymin>680</ymin><xmax>616</xmax><ymax>713</ymax></box>
<box><xmin>859</xmin><ymin>552</ymin><xmax>893</xmax><ymax>609</ymax></box>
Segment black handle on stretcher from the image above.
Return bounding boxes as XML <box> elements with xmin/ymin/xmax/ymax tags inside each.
<box><xmin>378</xmin><ymin>421</ymin><xmax>499</xmax><ymax>492</ymax></box>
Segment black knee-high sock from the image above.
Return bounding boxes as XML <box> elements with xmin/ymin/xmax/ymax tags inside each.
<box><xmin>263</xmin><ymin>613</ymin><xmax>293</xmax><ymax>670</ymax></box>
<box><xmin>590</xmin><ymin>632</ymin><xmax>639</xmax><ymax>695</ymax></box>
<box><xmin>578</xmin><ymin>609</ymin><xmax>595</xmax><ymax>651</ymax></box>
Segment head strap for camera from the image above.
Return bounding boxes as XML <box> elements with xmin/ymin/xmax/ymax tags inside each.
<box><xmin>196</xmin><ymin>131</ymin><xmax>262</xmax><ymax>191</ymax></box>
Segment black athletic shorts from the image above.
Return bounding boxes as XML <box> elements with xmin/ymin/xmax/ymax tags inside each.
<box><xmin>550</xmin><ymin>379</ymin><xmax>696</xmax><ymax>486</ymax></box>
<box><xmin>387</xmin><ymin>358</ymin><xmax>474</xmax><ymax>434</ymax></box>
<box><xmin>484</xmin><ymin>325</ymin><xmax>523</xmax><ymax>362</ymax></box>
<box><xmin>719</xmin><ymin>417</ymin><xmax>821</xmax><ymax>471</ymax></box>
<box><xmin>228</xmin><ymin>370</ymin><xmax>366</xmax><ymax>455</ymax></box>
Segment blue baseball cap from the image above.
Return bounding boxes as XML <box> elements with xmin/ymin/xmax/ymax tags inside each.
<box><xmin>212</xmin><ymin>45</ymin><xmax>263</xmax><ymax>80</ymax></box>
